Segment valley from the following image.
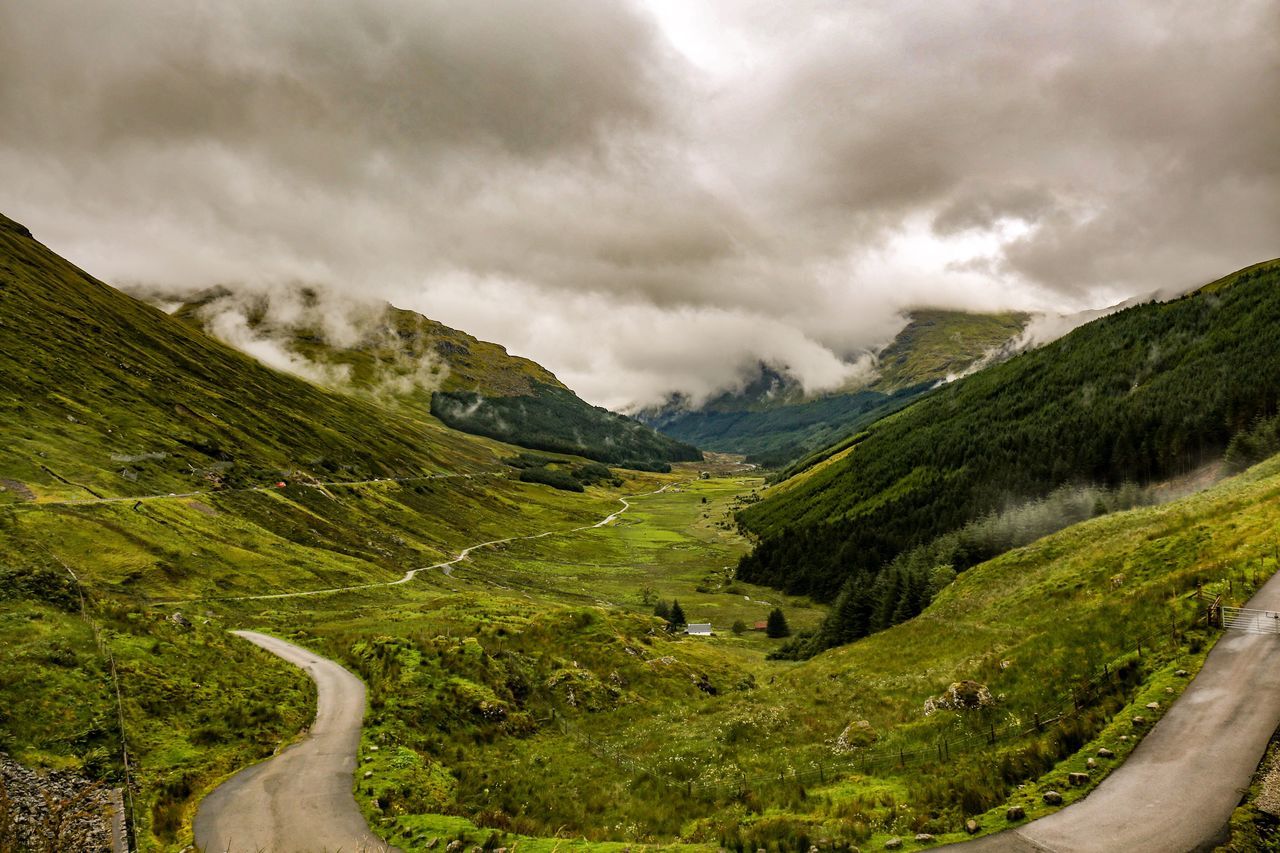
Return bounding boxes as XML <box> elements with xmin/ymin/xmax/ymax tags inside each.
<box><xmin>3</xmin><ymin>213</ymin><xmax>1280</xmax><ymax>853</ymax></box>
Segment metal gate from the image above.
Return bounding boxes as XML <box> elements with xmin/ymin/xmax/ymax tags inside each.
<box><xmin>1221</xmin><ymin>606</ymin><xmax>1280</xmax><ymax>634</ymax></box>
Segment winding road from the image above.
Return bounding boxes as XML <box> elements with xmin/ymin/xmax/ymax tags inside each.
<box><xmin>193</xmin><ymin>631</ymin><xmax>396</xmax><ymax>853</ymax></box>
<box><xmin>192</xmin><ymin>484</ymin><xmax>680</xmax><ymax>851</ymax></box>
<box><xmin>948</xmin><ymin>568</ymin><xmax>1280</xmax><ymax>852</ymax></box>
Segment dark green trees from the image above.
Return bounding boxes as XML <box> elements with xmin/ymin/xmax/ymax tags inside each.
<box><xmin>765</xmin><ymin>608</ymin><xmax>790</xmax><ymax>638</ymax></box>
<box><xmin>669</xmin><ymin>599</ymin><xmax>687</xmax><ymax>629</ymax></box>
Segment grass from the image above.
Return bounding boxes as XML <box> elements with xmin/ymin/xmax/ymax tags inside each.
<box><xmin>8</xmin><ymin>445</ymin><xmax>1280</xmax><ymax>850</ymax></box>
<box><xmin>7</xmin><ymin>214</ymin><xmax>1280</xmax><ymax>851</ymax></box>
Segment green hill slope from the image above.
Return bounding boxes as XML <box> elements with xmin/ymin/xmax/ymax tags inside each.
<box><xmin>738</xmin><ymin>259</ymin><xmax>1280</xmax><ymax>602</ymax></box>
<box><xmin>166</xmin><ymin>286</ymin><xmax>700</xmax><ymax>469</ymax></box>
<box><xmin>643</xmin><ymin>310</ymin><xmax>1028</xmax><ymax>467</ymax></box>
<box><xmin>0</xmin><ymin>214</ymin><xmax>511</xmax><ymax>504</ymax></box>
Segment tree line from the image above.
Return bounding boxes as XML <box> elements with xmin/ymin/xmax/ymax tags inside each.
<box><xmin>739</xmin><ymin>261</ymin><xmax>1280</xmax><ymax>649</ymax></box>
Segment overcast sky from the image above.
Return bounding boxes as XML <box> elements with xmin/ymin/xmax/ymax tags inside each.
<box><xmin>2</xmin><ymin>0</ymin><xmax>1276</xmax><ymax>409</ymax></box>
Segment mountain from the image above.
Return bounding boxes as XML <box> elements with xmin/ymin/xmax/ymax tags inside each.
<box><xmin>0</xmin><ymin>215</ymin><xmax>510</xmax><ymax>502</ymax></box>
<box><xmin>736</xmin><ymin>258</ymin><xmax>1280</xmax><ymax>605</ymax></box>
<box><xmin>158</xmin><ymin>286</ymin><xmax>701</xmax><ymax>470</ymax></box>
<box><xmin>640</xmin><ymin>309</ymin><xmax>1028</xmax><ymax>467</ymax></box>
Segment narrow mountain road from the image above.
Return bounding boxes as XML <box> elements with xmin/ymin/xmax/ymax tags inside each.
<box><xmin>948</xmin><ymin>570</ymin><xmax>1280</xmax><ymax>852</ymax></box>
<box><xmin>13</xmin><ymin>470</ymin><xmax>488</xmax><ymax>510</ymax></box>
<box><xmin>167</xmin><ymin>482</ymin><xmax>680</xmax><ymax>604</ymax></box>
<box><xmin>193</xmin><ymin>631</ymin><xmax>396</xmax><ymax>853</ymax></box>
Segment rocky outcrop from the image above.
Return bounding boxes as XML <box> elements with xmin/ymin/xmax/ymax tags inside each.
<box><xmin>0</xmin><ymin>753</ymin><xmax>119</xmax><ymax>852</ymax></box>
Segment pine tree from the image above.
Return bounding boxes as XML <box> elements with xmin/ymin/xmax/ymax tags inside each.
<box><xmin>669</xmin><ymin>599</ymin><xmax>687</xmax><ymax>627</ymax></box>
<box><xmin>653</xmin><ymin>599</ymin><xmax>671</xmax><ymax>620</ymax></box>
<box><xmin>766</xmin><ymin>607</ymin><xmax>790</xmax><ymax>638</ymax></box>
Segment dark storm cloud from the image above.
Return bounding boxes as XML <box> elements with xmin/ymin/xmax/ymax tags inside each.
<box><xmin>0</xmin><ymin>0</ymin><xmax>1275</xmax><ymax>408</ymax></box>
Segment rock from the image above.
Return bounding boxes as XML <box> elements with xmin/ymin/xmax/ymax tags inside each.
<box><xmin>424</xmin><ymin>839</ymin><xmax>439</xmax><ymax>850</ymax></box>
<box><xmin>445</xmin><ymin>841</ymin><xmax>464</xmax><ymax>853</ymax></box>
<box><xmin>369</xmin><ymin>745</ymin><xmax>379</xmax><ymax>752</ymax></box>
<box><xmin>1119</xmin><ymin>735</ymin><xmax>1130</xmax><ymax>741</ymax></box>
<box><xmin>810</xmin><ymin>847</ymin><xmax>820</xmax><ymax>853</ymax></box>
<box><xmin>1006</xmin><ymin>805</ymin><xmax>1026</xmax><ymax>821</ymax></box>
<box><xmin>0</xmin><ymin>753</ymin><xmax>118</xmax><ymax>851</ymax></box>
<box><xmin>1097</xmin><ymin>747</ymin><xmax>1116</xmax><ymax>758</ymax></box>
<box><xmin>1132</xmin><ymin>716</ymin><xmax>1147</xmax><ymax>726</ymax></box>
<box><xmin>1145</xmin><ymin>702</ymin><xmax>1160</xmax><ymax>710</ymax></box>
<box><xmin>884</xmin><ymin>838</ymin><xmax>902</xmax><ymax>850</ymax></box>
<box><xmin>966</xmin><ymin>819</ymin><xmax>980</xmax><ymax>834</ymax></box>
<box><xmin>835</xmin><ymin>719</ymin><xmax>878</xmax><ymax>752</ymax></box>
<box><xmin>1175</xmin><ymin>669</ymin><xmax>1189</xmax><ymax>677</ymax></box>
<box><xmin>1068</xmin><ymin>772</ymin><xmax>1090</xmax><ymax>786</ymax></box>
<box><xmin>914</xmin><ymin>834</ymin><xmax>936</xmax><ymax>843</ymax></box>
<box><xmin>169</xmin><ymin>610</ymin><xmax>192</xmax><ymax>629</ymax></box>
<box><xmin>1165</xmin><ymin>687</ymin><xmax>1174</xmax><ymax>694</ymax></box>
<box><xmin>924</xmin><ymin>680</ymin><xmax>994</xmax><ymax>715</ymax></box>
<box><xmin>1044</xmin><ymin>790</ymin><xmax>1063</xmax><ymax>805</ymax></box>
<box><xmin>363</xmin><ymin>771</ymin><xmax>373</xmax><ymax>779</ymax></box>
<box><xmin>1086</xmin><ymin>758</ymin><xmax>1098</xmax><ymax>770</ymax></box>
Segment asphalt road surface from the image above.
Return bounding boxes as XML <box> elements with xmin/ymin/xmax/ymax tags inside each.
<box><xmin>947</xmin><ymin>570</ymin><xmax>1280</xmax><ymax>852</ymax></box>
<box><xmin>193</xmin><ymin>631</ymin><xmax>396</xmax><ymax>853</ymax></box>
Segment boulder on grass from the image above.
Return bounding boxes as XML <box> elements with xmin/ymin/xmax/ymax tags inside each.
<box><xmin>1043</xmin><ymin>790</ymin><xmax>1063</xmax><ymax>805</ymax></box>
<box><xmin>1006</xmin><ymin>806</ymin><xmax>1026</xmax><ymax>821</ymax></box>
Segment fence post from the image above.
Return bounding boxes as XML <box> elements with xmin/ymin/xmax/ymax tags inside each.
<box><xmin>819</xmin><ymin>763</ymin><xmax>825</xmax><ymax>783</ymax></box>
<box><xmin>989</xmin><ymin>722</ymin><xmax>996</xmax><ymax>745</ymax></box>
<box><xmin>1034</xmin><ymin>712</ymin><xmax>1042</xmax><ymax>733</ymax></box>
<box><xmin>1136</xmin><ymin>640</ymin><xmax>1142</xmax><ymax>659</ymax></box>
<box><xmin>899</xmin><ymin>747</ymin><xmax>904</xmax><ymax>768</ymax></box>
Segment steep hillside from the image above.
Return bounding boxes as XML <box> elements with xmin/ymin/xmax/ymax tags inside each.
<box><xmin>643</xmin><ymin>310</ymin><xmax>1028</xmax><ymax>467</ymax></box>
<box><xmin>166</xmin><ymin>286</ymin><xmax>700</xmax><ymax>469</ymax></box>
<box><xmin>738</xmin><ymin>258</ymin><xmax>1280</xmax><ymax>602</ymax></box>
<box><xmin>0</xmin><ymin>214</ymin><xmax>506</xmax><ymax>503</ymax></box>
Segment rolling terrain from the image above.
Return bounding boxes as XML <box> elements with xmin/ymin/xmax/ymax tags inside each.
<box><xmin>5</xmin><ymin>213</ymin><xmax>1280</xmax><ymax>853</ymax></box>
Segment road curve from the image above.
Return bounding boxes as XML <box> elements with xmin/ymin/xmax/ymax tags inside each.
<box><xmin>948</xmin><ymin>570</ymin><xmax>1280</xmax><ymax>853</ymax></box>
<box><xmin>193</xmin><ymin>631</ymin><xmax>396</xmax><ymax>853</ymax></box>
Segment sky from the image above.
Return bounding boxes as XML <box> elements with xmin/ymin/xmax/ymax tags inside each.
<box><xmin>1</xmin><ymin>0</ymin><xmax>1276</xmax><ymax>410</ymax></box>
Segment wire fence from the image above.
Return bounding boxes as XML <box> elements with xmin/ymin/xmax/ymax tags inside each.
<box><xmin>45</xmin><ymin>548</ymin><xmax>136</xmax><ymax>853</ymax></box>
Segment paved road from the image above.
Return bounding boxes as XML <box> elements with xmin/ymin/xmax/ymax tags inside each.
<box><xmin>193</xmin><ymin>631</ymin><xmax>396</xmax><ymax>853</ymax></box>
<box><xmin>948</xmin><ymin>571</ymin><xmax>1280</xmax><ymax>853</ymax></box>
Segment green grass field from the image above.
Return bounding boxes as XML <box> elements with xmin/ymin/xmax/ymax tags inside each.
<box><xmin>7</xmin><ymin>441</ymin><xmax>1280</xmax><ymax>851</ymax></box>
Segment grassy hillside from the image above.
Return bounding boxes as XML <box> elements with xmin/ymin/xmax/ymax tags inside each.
<box><xmin>737</xmin><ymin>259</ymin><xmax>1280</xmax><ymax>602</ymax></box>
<box><xmin>230</xmin><ymin>431</ymin><xmax>1280</xmax><ymax>851</ymax></box>
<box><xmin>0</xmin><ymin>210</ymin><xmax>719</xmax><ymax>850</ymax></box>
<box><xmin>167</xmin><ymin>286</ymin><xmax>700</xmax><ymax>469</ymax></box>
<box><xmin>872</xmin><ymin>309</ymin><xmax>1029</xmax><ymax>391</ymax></box>
<box><xmin>644</xmin><ymin>310</ymin><xmax>1027</xmax><ymax>468</ymax></box>
<box><xmin>0</xmin><ymin>214</ymin><xmax>510</xmax><ymax>504</ymax></box>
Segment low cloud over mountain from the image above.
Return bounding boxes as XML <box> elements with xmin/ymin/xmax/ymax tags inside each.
<box><xmin>2</xmin><ymin>0</ymin><xmax>1275</xmax><ymax>408</ymax></box>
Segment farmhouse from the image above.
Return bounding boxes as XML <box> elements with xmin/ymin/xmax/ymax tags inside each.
<box><xmin>685</xmin><ymin>623</ymin><xmax>713</xmax><ymax>636</ymax></box>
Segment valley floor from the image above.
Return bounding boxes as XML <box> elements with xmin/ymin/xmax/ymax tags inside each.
<box><xmin>7</xmin><ymin>455</ymin><xmax>1280</xmax><ymax>851</ymax></box>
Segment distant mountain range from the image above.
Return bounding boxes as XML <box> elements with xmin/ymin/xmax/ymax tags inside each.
<box><xmin>638</xmin><ymin>309</ymin><xmax>1030</xmax><ymax>468</ymax></box>
<box><xmin>143</xmin><ymin>284</ymin><xmax>700</xmax><ymax>470</ymax></box>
